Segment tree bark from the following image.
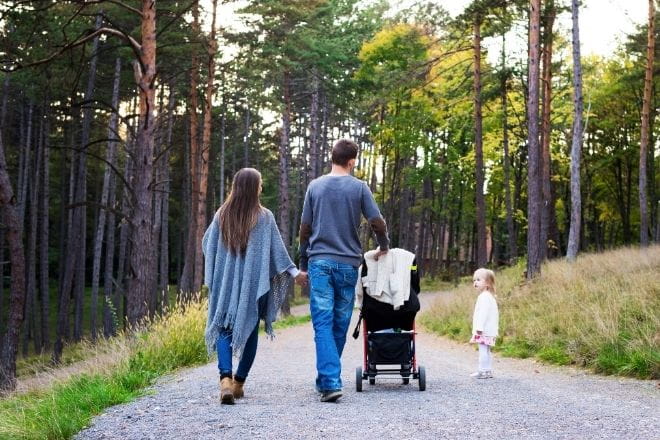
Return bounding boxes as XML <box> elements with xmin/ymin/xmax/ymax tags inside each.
<box><xmin>501</xmin><ymin>33</ymin><xmax>517</xmax><ymax>262</ymax></box>
<box><xmin>18</xmin><ymin>102</ymin><xmax>33</xmax><ymax>226</ymax></box>
<box><xmin>639</xmin><ymin>0</ymin><xmax>655</xmax><ymax>246</ymax></box>
<box><xmin>278</xmin><ymin>71</ymin><xmax>292</xmax><ymax>248</ymax></box>
<box><xmin>540</xmin><ymin>3</ymin><xmax>556</xmax><ymax>260</ymax></box>
<box><xmin>527</xmin><ymin>0</ymin><xmax>542</xmax><ymax>278</ymax></box>
<box><xmin>567</xmin><ymin>0</ymin><xmax>584</xmax><ymax>260</ymax></box>
<box><xmin>39</xmin><ymin>96</ymin><xmax>50</xmax><ymax>350</ymax></box>
<box><xmin>126</xmin><ymin>0</ymin><xmax>158</xmax><ymax>327</ymax></box>
<box><xmin>194</xmin><ymin>0</ymin><xmax>218</xmax><ymax>292</ymax></box>
<box><xmin>219</xmin><ymin>90</ymin><xmax>226</xmax><ymax>205</ymax></box>
<box><xmin>116</xmin><ymin>147</ymin><xmax>133</xmax><ymax>329</ymax></box>
<box><xmin>159</xmin><ymin>80</ymin><xmax>176</xmax><ymax>305</ymax></box>
<box><xmin>0</xmin><ymin>77</ymin><xmax>8</xmax><ymax>352</ymax></box>
<box><xmin>24</xmin><ymin>103</ymin><xmax>42</xmax><ymax>354</ymax></box>
<box><xmin>308</xmin><ymin>69</ymin><xmax>320</xmax><ymax>182</ymax></box>
<box><xmin>0</xmin><ymin>77</ymin><xmax>27</xmax><ymax>392</ymax></box>
<box><xmin>180</xmin><ymin>2</ymin><xmax>201</xmax><ymax>297</ymax></box>
<box><xmin>94</xmin><ymin>57</ymin><xmax>121</xmax><ymax>338</ymax></box>
<box><xmin>243</xmin><ymin>104</ymin><xmax>250</xmax><ymax>168</ymax></box>
<box><xmin>75</xmin><ymin>14</ymin><xmax>102</xmax><ymax>342</ymax></box>
<box><xmin>473</xmin><ymin>15</ymin><xmax>487</xmax><ymax>268</ymax></box>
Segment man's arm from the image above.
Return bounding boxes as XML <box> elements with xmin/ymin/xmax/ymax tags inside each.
<box><xmin>361</xmin><ymin>183</ymin><xmax>390</xmax><ymax>252</ymax></box>
<box><xmin>298</xmin><ymin>188</ymin><xmax>313</xmax><ymax>271</ymax></box>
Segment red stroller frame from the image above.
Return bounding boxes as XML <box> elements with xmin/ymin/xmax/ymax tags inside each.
<box><xmin>353</xmin><ymin>256</ymin><xmax>426</xmax><ymax>392</ymax></box>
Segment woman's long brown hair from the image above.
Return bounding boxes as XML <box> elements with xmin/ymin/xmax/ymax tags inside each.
<box><xmin>217</xmin><ymin>168</ymin><xmax>263</xmax><ymax>255</ymax></box>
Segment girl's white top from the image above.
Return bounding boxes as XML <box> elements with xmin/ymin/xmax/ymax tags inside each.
<box><xmin>472</xmin><ymin>290</ymin><xmax>499</xmax><ymax>337</ymax></box>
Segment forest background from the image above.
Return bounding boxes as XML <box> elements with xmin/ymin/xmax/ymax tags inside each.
<box><xmin>0</xmin><ymin>0</ymin><xmax>657</xmax><ymax>392</ymax></box>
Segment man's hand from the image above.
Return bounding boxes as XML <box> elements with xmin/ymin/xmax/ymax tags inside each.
<box><xmin>373</xmin><ymin>248</ymin><xmax>389</xmax><ymax>261</ymax></box>
<box><xmin>295</xmin><ymin>271</ymin><xmax>308</xmax><ymax>287</ymax></box>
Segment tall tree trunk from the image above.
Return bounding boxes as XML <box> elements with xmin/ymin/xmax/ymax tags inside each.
<box><xmin>116</xmin><ymin>150</ymin><xmax>133</xmax><ymax>329</ymax></box>
<box><xmin>18</xmin><ymin>102</ymin><xmax>33</xmax><ymax>226</ymax></box>
<box><xmin>103</xmin><ymin>169</ymin><xmax>117</xmax><ymax>337</ymax></box>
<box><xmin>308</xmin><ymin>69</ymin><xmax>320</xmax><ymax>182</ymax></box>
<box><xmin>526</xmin><ymin>0</ymin><xmax>542</xmax><ymax>278</ymax></box>
<box><xmin>243</xmin><ymin>104</ymin><xmax>250</xmax><ymax>167</ymax></box>
<box><xmin>567</xmin><ymin>0</ymin><xmax>584</xmax><ymax>260</ymax></box>
<box><xmin>74</xmin><ymin>15</ymin><xmax>102</xmax><ymax>341</ymax></box>
<box><xmin>24</xmin><ymin>103</ymin><xmax>43</xmax><ymax>354</ymax></box>
<box><xmin>473</xmin><ymin>15</ymin><xmax>487</xmax><ymax>268</ymax></box>
<box><xmin>39</xmin><ymin>97</ymin><xmax>50</xmax><ymax>350</ymax></box>
<box><xmin>219</xmin><ymin>95</ymin><xmax>226</xmax><ymax>205</ymax></box>
<box><xmin>94</xmin><ymin>57</ymin><xmax>121</xmax><ymax>338</ymax></box>
<box><xmin>0</xmin><ymin>77</ymin><xmax>8</xmax><ymax>351</ymax></box>
<box><xmin>159</xmin><ymin>80</ymin><xmax>176</xmax><ymax>305</ymax></box>
<box><xmin>54</xmin><ymin>17</ymin><xmax>102</xmax><ymax>360</ymax></box>
<box><xmin>540</xmin><ymin>3</ymin><xmax>556</xmax><ymax>260</ymax></box>
<box><xmin>639</xmin><ymin>0</ymin><xmax>655</xmax><ymax>246</ymax></box>
<box><xmin>278</xmin><ymin>71</ymin><xmax>292</xmax><ymax>248</ymax></box>
<box><xmin>126</xmin><ymin>0</ymin><xmax>158</xmax><ymax>327</ymax></box>
<box><xmin>501</xmin><ymin>34</ymin><xmax>517</xmax><ymax>262</ymax></box>
<box><xmin>195</xmin><ymin>0</ymin><xmax>218</xmax><ymax>292</ymax></box>
<box><xmin>0</xmin><ymin>78</ymin><xmax>27</xmax><ymax>392</ymax></box>
<box><xmin>180</xmin><ymin>3</ymin><xmax>201</xmax><ymax>297</ymax></box>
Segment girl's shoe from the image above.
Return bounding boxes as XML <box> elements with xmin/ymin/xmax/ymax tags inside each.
<box><xmin>470</xmin><ymin>371</ymin><xmax>492</xmax><ymax>379</ymax></box>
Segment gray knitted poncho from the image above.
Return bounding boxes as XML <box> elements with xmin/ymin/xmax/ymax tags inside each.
<box><xmin>202</xmin><ymin>208</ymin><xmax>294</xmax><ymax>358</ymax></box>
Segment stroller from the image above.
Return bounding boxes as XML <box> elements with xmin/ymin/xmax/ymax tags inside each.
<box><xmin>353</xmin><ymin>255</ymin><xmax>426</xmax><ymax>391</ymax></box>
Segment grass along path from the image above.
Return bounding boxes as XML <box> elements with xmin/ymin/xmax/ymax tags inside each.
<box><xmin>420</xmin><ymin>246</ymin><xmax>660</xmax><ymax>379</ymax></box>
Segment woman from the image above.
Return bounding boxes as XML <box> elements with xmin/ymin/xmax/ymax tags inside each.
<box><xmin>202</xmin><ymin>168</ymin><xmax>306</xmax><ymax>404</ymax></box>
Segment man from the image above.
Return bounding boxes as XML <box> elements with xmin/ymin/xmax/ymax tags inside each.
<box><xmin>298</xmin><ymin>139</ymin><xmax>389</xmax><ymax>403</ymax></box>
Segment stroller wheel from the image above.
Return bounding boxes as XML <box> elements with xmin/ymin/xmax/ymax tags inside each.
<box><xmin>356</xmin><ymin>367</ymin><xmax>363</xmax><ymax>392</ymax></box>
<box><xmin>402</xmin><ymin>378</ymin><xmax>410</xmax><ymax>385</ymax></box>
<box><xmin>418</xmin><ymin>366</ymin><xmax>426</xmax><ymax>391</ymax></box>
<box><xmin>369</xmin><ymin>377</ymin><xmax>375</xmax><ymax>385</ymax></box>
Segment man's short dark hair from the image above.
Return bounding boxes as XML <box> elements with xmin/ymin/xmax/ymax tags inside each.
<box><xmin>331</xmin><ymin>139</ymin><xmax>358</xmax><ymax>166</ymax></box>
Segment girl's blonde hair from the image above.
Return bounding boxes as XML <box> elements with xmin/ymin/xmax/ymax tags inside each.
<box><xmin>473</xmin><ymin>268</ymin><xmax>496</xmax><ymax>293</ymax></box>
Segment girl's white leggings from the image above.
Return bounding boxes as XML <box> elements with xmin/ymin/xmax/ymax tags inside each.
<box><xmin>478</xmin><ymin>343</ymin><xmax>493</xmax><ymax>372</ymax></box>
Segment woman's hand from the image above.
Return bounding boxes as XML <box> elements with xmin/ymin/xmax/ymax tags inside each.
<box><xmin>295</xmin><ymin>271</ymin><xmax>308</xmax><ymax>287</ymax></box>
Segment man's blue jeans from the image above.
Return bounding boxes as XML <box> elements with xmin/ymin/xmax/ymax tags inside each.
<box><xmin>309</xmin><ymin>259</ymin><xmax>359</xmax><ymax>392</ymax></box>
<box><xmin>216</xmin><ymin>323</ymin><xmax>259</xmax><ymax>379</ymax></box>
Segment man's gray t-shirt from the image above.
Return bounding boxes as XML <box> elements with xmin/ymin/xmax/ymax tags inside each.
<box><xmin>299</xmin><ymin>174</ymin><xmax>389</xmax><ymax>269</ymax></box>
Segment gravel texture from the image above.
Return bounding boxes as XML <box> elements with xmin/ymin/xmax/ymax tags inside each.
<box><xmin>76</xmin><ymin>293</ymin><xmax>659</xmax><ymax>440</ymax></box>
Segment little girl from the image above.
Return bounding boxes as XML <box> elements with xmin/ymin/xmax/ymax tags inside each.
<box><xmin>469</xmin><ymin>268</ymin><xmax>499</xmax><ymax>379</ymax></box>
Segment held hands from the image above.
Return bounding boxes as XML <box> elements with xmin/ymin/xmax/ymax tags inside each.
<box><xmin>295</xmin><ymin>271</ymin><xmax>308</xmax><ymax>287</ymax></box>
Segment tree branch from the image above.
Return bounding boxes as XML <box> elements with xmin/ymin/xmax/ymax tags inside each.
<box><xmin>2</xmin><ymin>26</ymin><xmax>141</xmax><ymax>72</ymax></box>
<box><xmin>78</xmin><ymin>0</ymin><xmax>144</xmax><ymax>17</ymax></box>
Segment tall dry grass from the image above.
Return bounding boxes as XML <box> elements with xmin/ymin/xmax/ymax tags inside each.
<box><xmin>420</xmin><ymin>246</ymin><xmax>660</xmax><ymax>379</ymax></box>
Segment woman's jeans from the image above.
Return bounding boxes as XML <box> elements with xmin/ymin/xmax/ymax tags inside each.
<box><xmin>216</xmin><ymin>323</ymin><xmax>259</xmax><ymax>379</ymax></box>
<box><xmin>309</xmin><ymin>259</ymin><xmax>359</xmax><ymax>392</ymax></box>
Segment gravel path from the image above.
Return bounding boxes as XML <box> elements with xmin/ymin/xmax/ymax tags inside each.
<box><xmin>76</xmin><ymin>292</ymin><xmax>659</xmax><ymax>440</ymax></box>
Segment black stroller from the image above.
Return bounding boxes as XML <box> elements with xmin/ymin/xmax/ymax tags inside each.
<box><xmin>353</xmin><ymin>256</ymin><xmax>426</xmax><ymax>391</ymax></box>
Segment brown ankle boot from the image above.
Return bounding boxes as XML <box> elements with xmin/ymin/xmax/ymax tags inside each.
<box><xmin>232</xmin><ymin>377</ymin><xmax>245</xmax><ymax>399</ymax></box>
<box><xmin>219</xmin><ymin>377</ymin><xmax>235</xmax><ymax>404</ymax></box>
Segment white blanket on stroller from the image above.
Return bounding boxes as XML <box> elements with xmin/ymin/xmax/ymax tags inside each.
<box><xmin>356</xmin><ymin>248</ymin><xmax>415</xmax><ymax>310</ymax></box>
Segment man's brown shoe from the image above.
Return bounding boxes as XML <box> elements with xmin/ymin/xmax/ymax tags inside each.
<box><xmin>219</xmin><ymin>377</ymin><xmax>235</xmax><ymax>404</ymax></box>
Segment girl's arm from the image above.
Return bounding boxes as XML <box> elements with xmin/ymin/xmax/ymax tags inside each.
<box><xmin>473</xmin><ymin>295</ymin><xmax>487</xmax><ymax>334</ymax></box>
